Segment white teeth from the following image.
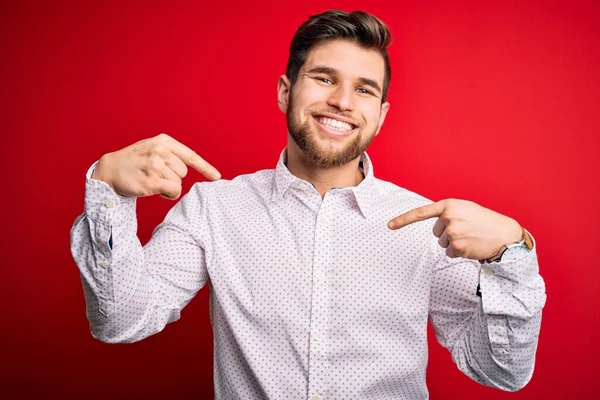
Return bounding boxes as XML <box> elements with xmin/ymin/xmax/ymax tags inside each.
<box><xmin>315</xmin><ymin>117</ymin><xmax>354</xmax><ymax>132</ymax></box>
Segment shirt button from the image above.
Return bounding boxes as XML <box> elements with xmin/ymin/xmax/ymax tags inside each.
<box><xmin>319</xmin><ymin>215</ymin><xmax>329</xmax><ymax>224</ymax></box>
<box><xmin>315</xmin><ymin>271</ymin><xmax>324</xmax><ymax>283</ymax></box>
<box><xmin>313</xmin><ymin>330</ymin><xmax>323</xmax><ymax>342</ymax></box>
<box><xmin>311</xmin><ymin>396</ymin><xmax>320</xmax><ymax>400</ymax></box>
<box><xmin>105</xmin><ymin>199</ymin><xmax>115</xmax><ymax>208</ymax></box>
<box><xmin>483</xmin><ymin>267</ymin><xmax>493</xmax><ymax>275</ymax></box>
<box><xmin>299</xmin><ymin>182</ymin><xmax>308</xmax><ymax>191</ymax></box>
<box><xmin>100</xmin><ymin>261</ymin><xmax>109</xmax><ymax>268</ymax></box>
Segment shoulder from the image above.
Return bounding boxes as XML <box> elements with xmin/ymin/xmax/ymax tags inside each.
<box><xmin>187</xmin><ymin>168</ymin><xmax>275</xmax><ymax>203</ymax></box>
<box><xmin>367</xmin><ymin>177</ymin><xmax>437</xmax><ymax>233</ymax></box>
<box><xmin>159</xmin><ymin>169</ymin><xmax>274</xmax><ymax>244</ymax></box>
<box><xmin>372</xmin><ymin>177</ymin><xmax>434</xmax><ymax>209</ymax></box>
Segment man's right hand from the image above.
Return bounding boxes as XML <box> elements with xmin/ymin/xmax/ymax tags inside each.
<box><xmin>91</xmin><ymin>133</ymin><xmax>221</xmax><ymax>200</ymax></box>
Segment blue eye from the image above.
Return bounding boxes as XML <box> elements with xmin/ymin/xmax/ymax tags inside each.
<box><xmin>317</xmin><ymin>77</ymin><xmax>333</xmax><ymax>84</ymax></box>
<box><xmin>357</xmin><ymin>88</ymin><xmax>372</xmax><ymax>95</ymax></box>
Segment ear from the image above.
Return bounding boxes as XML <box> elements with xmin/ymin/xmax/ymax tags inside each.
<box><xmin>277</xmin><ymin>75</ymin><xmax>292</xmax><ymax>113</ymax></box>
<box><xmin>374</xmin><ymin>101</ymin><xmax>390</xmax><ymax>136</ymax></box>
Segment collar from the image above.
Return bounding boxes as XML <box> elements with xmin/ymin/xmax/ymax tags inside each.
<box><xmin>271</xmin><ymin>148</ymin><xmax>377</xmax><ymax>219</ymax></box>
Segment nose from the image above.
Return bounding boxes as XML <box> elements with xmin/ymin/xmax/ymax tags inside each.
<box><xmin>327</xmin><ymin>84</ymin><xmax>354</xmax><ymax>112</ymax></box>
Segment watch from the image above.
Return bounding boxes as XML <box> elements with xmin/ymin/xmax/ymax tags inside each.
<box><xmin>485</xmin><ymin>227</ymin><xmax>533</xmax><ymax>263</ymax></box>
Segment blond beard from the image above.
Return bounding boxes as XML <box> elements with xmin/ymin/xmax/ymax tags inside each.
<box><xmin>286</xmin><ymin>99</ymin><xmax>377</xmax><ymax>168</ymax></box>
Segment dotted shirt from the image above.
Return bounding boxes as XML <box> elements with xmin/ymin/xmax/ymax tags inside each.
<box><xmin>70</xmin><ymin>149</ymin><xmax>546</xmax><ymax>399</ymax></box>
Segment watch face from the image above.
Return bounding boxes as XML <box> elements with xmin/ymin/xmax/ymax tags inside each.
<box><xmin>501</xmin><ymin>245</ymin><xmax>530</xmax><ymax>262</ymax></box>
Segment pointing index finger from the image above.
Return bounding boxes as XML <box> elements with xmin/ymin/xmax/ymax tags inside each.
<box><xmin>388</xmin><ymin>200</ymin><xmax>446</xmax><ymax>230</ymax></box>
<box><xmin>163</xmin><ymin>135</ymin><xmax>221</xmax><ymax>180</ymax></box>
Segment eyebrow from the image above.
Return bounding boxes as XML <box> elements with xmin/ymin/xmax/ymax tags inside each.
<box><xmin>306</xmin><ymin>66</ymin><xmax>382</xmax><ymax>95</ymax></box>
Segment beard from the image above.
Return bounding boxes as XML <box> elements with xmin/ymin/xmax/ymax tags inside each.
<box><xmin>286</xmin><ymin>97</ymin><xmax>378</xmax><ymax>169</ymax></box>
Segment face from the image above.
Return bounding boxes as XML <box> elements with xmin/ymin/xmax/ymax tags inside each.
<box><xmin>278</xmin><ymin>39</ymin><xmax>390</xmax><ymax>168</ymax></box>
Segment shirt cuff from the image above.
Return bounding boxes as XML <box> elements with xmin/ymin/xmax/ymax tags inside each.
<box><xmin>84</xmin><ymin>161</ymin><xmax>136</xmax><ymax>225</ymax></box>
<box><xmin>478</xmin><ymin>231</ymin><xmax>546</xmax><ymax>319</ymax></box>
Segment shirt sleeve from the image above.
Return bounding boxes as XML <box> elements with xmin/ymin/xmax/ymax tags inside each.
<box><xmin>69</xmin><ymin>161</ymin><xmax>209</xmax><ymax>343</ymax></box>
<box><xmin>427</xmin><ymin>230</ymin><xmax>546</xmax><ymax>391</ymax></box>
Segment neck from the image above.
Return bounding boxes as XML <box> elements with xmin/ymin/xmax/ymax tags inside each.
<box><xmin>285</xmin><ymin>139</ymin><xmax>365</xmax><ymax>198</ymax></box>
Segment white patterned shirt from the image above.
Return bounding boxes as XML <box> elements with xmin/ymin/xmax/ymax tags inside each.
<box><xmin>70</xmin><ymin>149</ymin><xmax>546</xmax><ymax>399</ymax></box>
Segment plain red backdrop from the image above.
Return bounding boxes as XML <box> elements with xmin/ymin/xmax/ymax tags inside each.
<box><xmin>1</xmin><ymin>0</ymin><xmax>599</xmax><ymax>398</ymax></box>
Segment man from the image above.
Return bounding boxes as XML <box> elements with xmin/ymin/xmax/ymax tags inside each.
<box><xmin>70</xmin><ymin>10</ymin><xmax>546</xmax><ymax>399</ymax></box>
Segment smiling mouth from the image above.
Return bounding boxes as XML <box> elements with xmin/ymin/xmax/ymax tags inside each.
<box><xmin>313</xmin><ymin>116</ymin><xmax>357</xmax><ymax>134</ymax></box>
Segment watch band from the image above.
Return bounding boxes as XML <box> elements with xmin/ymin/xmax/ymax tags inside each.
<box><xmin>484</xmin><ymin>226</ymin><xmax>532</xmax><ymax>263</ymax></box>
<box><xmin>522</xmin><ymin>227</ymin><xmax>534</xmax><ymax>250</ymax></box>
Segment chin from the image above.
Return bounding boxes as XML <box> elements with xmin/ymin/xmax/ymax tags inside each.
<box><xmin>303</xmin><ymin>139</ymin><xmax>363</xmax><ymax>168</ymax></box>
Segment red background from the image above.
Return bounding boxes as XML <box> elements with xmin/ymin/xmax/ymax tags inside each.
<box><xmin>1</xmin><ymin>0</ymin><xmax>599</xmax><ymax>398</ymax></box>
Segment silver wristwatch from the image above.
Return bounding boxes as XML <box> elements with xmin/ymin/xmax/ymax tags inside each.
<box><xmin>486</xmin><ymin>227</ymin><xmax>533</xmax><ymax>263</ymax></box>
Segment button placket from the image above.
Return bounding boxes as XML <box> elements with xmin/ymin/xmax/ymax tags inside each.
<box><xmin>307</xmin><ymin>202</ymin><xmax>333</xmax><ymax>399</ymax></box>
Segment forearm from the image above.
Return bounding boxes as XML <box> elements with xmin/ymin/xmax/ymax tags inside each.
<box><xmin>450</xmin><ymin>298</ymin><xmax>543</xmax><ymax>391</ymax></box>
<box><xmin>430</xmin><ymin>238</ymin><xmax>546</xmax><ymax>391</ymax></box>
<box><xmin>70</xmin><ymin>165</ymin><xmax>177</xmax><ymax>343</ymax></box>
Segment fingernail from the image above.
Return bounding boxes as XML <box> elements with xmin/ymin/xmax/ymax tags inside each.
<box><xmin>213</xmin><ymin>171</ymin><xmax>221</xmax><ymax>180</ymax></box>
<box><xmin>388</xmin><ymin>221</ymin><xmax>395</xmax><ymax>229</ymax></box>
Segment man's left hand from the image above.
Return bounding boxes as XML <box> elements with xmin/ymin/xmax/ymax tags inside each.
<box><xmin>387</xmin><ymin>199</ymin><xmax>522</xmax><ymax>260</ymax></box>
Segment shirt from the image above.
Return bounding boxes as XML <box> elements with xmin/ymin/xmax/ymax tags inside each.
<box><xmin>70</xmin><ymin>149</ymin><xmax>546</xmax><ymax>400</ymax></box>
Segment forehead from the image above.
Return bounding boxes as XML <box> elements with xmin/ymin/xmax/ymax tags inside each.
<box><xmin>302</xmin><ymin>39</ymin><xmax>385</xmax><ymax>85</ymax></box>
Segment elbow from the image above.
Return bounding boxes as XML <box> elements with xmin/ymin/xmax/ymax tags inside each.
<box><xmin>87</xmin><ymin>307</ymin><xmax>174</xmax><ymax>344</ymax></box>
<box><xmin>500</xmin><ymin>371</ymin><xmax>533</xmax><ymax>392</ymax></box>
<box><xmin>484</xmin><ymin>354</ymin><xmax>537</xmax><ymax>392</ymax></box>
<box><xmin>89</xmin><ymin>323</ymin><xmax>147</xmax><ymax>344</ymax></box>
<box><xmin>86</xmin><ymin>310</ymin><xmax>150</xmax><ymax>344</ymax></box>
<box><xmin>84</xmin><ymin>308</ymin><xmax>140</xmax><ymax>344</ymax></box>
<box><xmin>499</xmin><ymin>369</ymin><xmax>534</xmax><ymax>392</ymax></box>
<box><xmin>454</xmin><ymin>341</ymin><xmax>538</xmax><ymax>393</ymax></box>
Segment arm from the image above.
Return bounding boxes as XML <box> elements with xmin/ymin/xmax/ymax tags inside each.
<box><xmin>70</xmin><ymin>162</ymin><xmax>209</xmax><ymax>343</ymax></box>
<box><xmin>70</xmin><ymin>133</ymin><xmax>220</xmax><ymax>343</ymax></box>
<box><xmin>71</xmin><ymin>134</ymin><xmax>220</xmax><ymax>343</ymax></box>
<box><xmin>427</xmin><ymin>234</ymin><xmax>546</xmax><ymax>391</ymax></box>
<box><xmin>388</xmin><ymin>198</ymin><xmax>546</xmax><ymax>390</ymax></box>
